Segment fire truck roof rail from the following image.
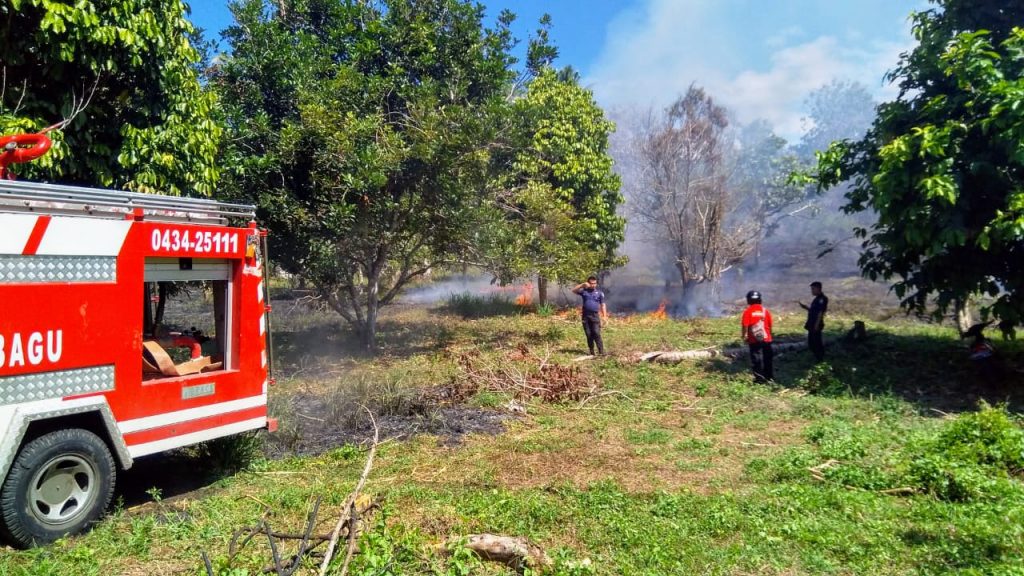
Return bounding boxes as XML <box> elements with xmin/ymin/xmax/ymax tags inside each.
<box><xmin>0</xmin><ymin>180</ymin><xmax>256</xmax><ymax>225</ymax></box>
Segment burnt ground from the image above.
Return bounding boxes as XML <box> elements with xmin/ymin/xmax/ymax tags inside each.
<box><xmin>116</xmin><ymin>395</ymin><xmax>513</xmax><ymax>508</ymax></box>
<box><xmin>264</xmin><ymin>392</ymin><xmax>513</xmax><ymax>458</ymax></box>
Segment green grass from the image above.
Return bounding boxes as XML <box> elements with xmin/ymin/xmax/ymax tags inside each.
<box><xmin>1</xmin><ymin>307</ymin><xmax>1023</xmax><ymax>575</ymax></box>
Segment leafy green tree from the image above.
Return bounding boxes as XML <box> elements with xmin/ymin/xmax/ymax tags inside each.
<box><xmin>214</xmin><ymin>0</ymin><xmax>517</xmax><ymax>350</ymax></box>
<box><xmin>733</xmin><ymin>120</ymin><xmax>810</xmax><ymax>266</ymax></box>
<box><xmin>484</xmin><ymin>69</ymin><xmax>625</xmax><ymax>304</ymax></box>
<box><xmin>815</xmin><ymin>0</ymin><xmax>1024</xmax><ymax>329</ymax></box>
<box><xmin>0</xmin><ymin>0</ymin><xmax>220</xmax><ymax>194</ymax></box>
<box><xmin>796</xmin><ymin>80</ymin><xmax>877</xmax><ymax>160</ymax></box>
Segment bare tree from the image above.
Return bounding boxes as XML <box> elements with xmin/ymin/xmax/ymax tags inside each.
<box><xmin>627</xmin><ymin>86</ymin><xmax>757</xmax><ymax>311</ymax></box>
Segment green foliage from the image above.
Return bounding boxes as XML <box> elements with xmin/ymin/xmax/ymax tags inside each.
<box><xmin>814</xmin><ymin>0</ymin><xmax>1024</xmax><ymax>326</ymax></box>
<box><xmin>437</xmin><ymin>539</ymin><xmax>484</xmax><ymax>576</ymax></box>
<box><xmin>764</xmin><ymin>404</ymin><xmax>1024</xmax><ymax>503</ymax></box>
<box><xmin>796</xmin><ymin>80</ymin><xmax>877</xmax><ymax>160</ymax></box>
<box><xmin>0</xmin><ymin>0</ymin><xmax>221</xmax><ymax>194</ymax></box>
<box><xmin>934</xmin><ymin>405</ymin><xmax>1024</xmax><ymax>470</ymax></box>
<box><xmin>345</xmin><ymin>519</ymin><xmax>422</xmax><ymax>575</ymax></box>
<box><xmin>187</xmin><ymin>431</ymin><xmax>264</xmax><ymax>474</ymax></box>
<box><xmin>482</xmin><ymin>68</ymin><xmax>626</xmax><ymax>287</ymax></box>
<box><xmin>795</xmin><ymin>363</ymin><xmax>847</xmax><ymax>395</ymax></box>
<box><xmin>734</xmin><ymin>120</ymin><xmax>811</xmax><ymax>238</ymax></box>
<box><xmin>446</xmin><ymin>292</ymin><xmax>520</xmax><ymax>318</ymax></box>
<box><xmin>908</xmin><ymin>406</ymin><xmax>1024</xmax><ymax>501</ymax></box>
<box><xmin>535</xmin><ymin>303</ymin><xmax>556</xmax><ymax>317</ymax></box>
<box><xmin>214</xmin><ymin>0</ymin><xmax>526</xmax><ymax>350</ymax></box>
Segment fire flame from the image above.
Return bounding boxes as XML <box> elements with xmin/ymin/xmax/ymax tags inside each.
<box><xmin>651</xmin><ymin>298</ymin><xmax>668</xmax><ymax>320</ymax></box>
<box><xmin>514</xmin><ymin>282</ymin><xmax>534</xmax><ymax>307</ymax></box>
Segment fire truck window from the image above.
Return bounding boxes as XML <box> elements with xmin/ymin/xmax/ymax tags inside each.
<box><xmin>143</xmin><ymin>255</ymin><xmax>234</xmax><ymax>377</ymax></box>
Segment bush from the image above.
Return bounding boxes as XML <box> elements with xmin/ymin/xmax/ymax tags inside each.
<box><xmin>761</xmin><ymin>407</ymin><xmax>1024</xmax><ymax>501</ymax></box>
<box><xmin>446</xmin><ymin>292</ymin><xmax>520</xmax><ymax>318</ymax></box>
<box><xmin>795</xmin><ymin>363</ymin><xmax>847</xmax><ymax>396</ymax></box>
<box><xmin>327</xmin><ymin>371</ymin><xmax>429</xmax><ymax>426</ymax></box>
<box><xmin>903</xmin><ymin>406</ymin><xmax>1024</xmax><ymax>501</ymax></box>
<box><xmin>932</xmin><ymin>406</ymin><xmax>1024</xmax><ymax>472</ymax></box>
<box><xmin>189</xmin><ymin>431</ymin><xmax>264</xmax><ymax>473</ymax></box>
<box><xmin>906</xmin><ymin>454</ymin><xmax>998</xmax><ymax>502</ymax></box>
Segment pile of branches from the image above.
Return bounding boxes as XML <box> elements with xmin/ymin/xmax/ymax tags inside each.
<box><xmin>203</xmin><ymin>409</ymin><xmax>381</xmax><ymax>576</ymax></box>
<box><xmin>447</xmin><ymin>345</ymin><xmax>595</xmax><ymax>403</ymax></box>
<box><xmin>203</xmin><ymin>496</ymin><xmax>379</xmax><ymax>576</ymax></box>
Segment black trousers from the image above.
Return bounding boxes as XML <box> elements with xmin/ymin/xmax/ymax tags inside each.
<box><xmin>808</xmin><ymin>330</ymin><xmax>825</xmax><ymax>362</ymax></box>
<box><xmin>582</xmin><ymin>313</ymin><xmax>604</xmax><ymax>354</ymax></box>
<box><xmin>748</xmin><ymin>342</ymin><xmax>774</xmax><ymax>382</ymax></box>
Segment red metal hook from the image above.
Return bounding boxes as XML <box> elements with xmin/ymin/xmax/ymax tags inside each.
<box><xmin>0</xmin><ymin>132</ymin><xmax>53</xmax><ymax>180</ymax></box>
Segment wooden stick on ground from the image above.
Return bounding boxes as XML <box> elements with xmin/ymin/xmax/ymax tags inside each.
<box><xmin>318</xmin><ymin>406</ymin><xmax>380</xmax><ymax>576</ymax></box>
<box><xmin>448</xmin><ymin>533</ymin><xmax>552</xmax><ymax>572</ymax></box>
<box><xmin>638</xmin><ymin>340</ymin><xmax>823</xmax><ymax>364</ymax></box>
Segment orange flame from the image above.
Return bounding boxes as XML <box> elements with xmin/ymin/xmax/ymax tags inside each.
<box><xmin>514</xmin><ymin>282</ymin><xmax>534</xmax><ymax>306</ymax></box>
<box><xmin>651</xmin><ymin>298</ymin><xmax>668</xmax><ymax>320</ymax></box>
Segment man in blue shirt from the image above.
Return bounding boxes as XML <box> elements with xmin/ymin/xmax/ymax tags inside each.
<box><xmin>572</xmin><ymin>276</ymin><xmax>607</xmax><ymax>355</ymax></box>
<box><xmin>799</xmin><ymin>281</ymin><xmax>829</xmax><ymax>362</ymax></box>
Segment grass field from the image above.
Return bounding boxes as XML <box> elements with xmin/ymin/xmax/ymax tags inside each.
<box><xmin>1</xmin><ymin>297</ymin><xmax>1023</xmax><ymax>575</ymax></box>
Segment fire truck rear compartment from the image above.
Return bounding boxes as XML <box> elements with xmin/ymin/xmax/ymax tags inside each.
<box><xmin>143</xmin><ymin>258</ymin><xmax>235</xmax><ymax>379</ymax></box>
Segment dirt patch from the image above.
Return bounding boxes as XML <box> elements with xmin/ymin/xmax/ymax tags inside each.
<box><xmin>265</xmin><ymin>392</ymin><xmax>512</xmax><ymax>458</ymax></box>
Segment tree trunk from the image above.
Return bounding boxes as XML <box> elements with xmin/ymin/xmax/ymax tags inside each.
<box><xmin>143</xmin><ymin>283</ymin><xmax>154</xmax><ymax>334</ymax></box>
<box><xmin>154</xmin><ymin>282</ymin><xmax>169</xmax><ymax>328</ymax></box>
<box><xmin>537</xmin><ymin>275</ymin><xmax>548</xmax><ymax>307</ymax></box>
<box><xmin>679</xmin><ymin>279</ymin><xmax>700</xmax><ymax>317</ymax></box>
<box><xmin>363</xmin><ymin>274</ymin><xmax>380</xmax><ymax>352</ymax></box>
<box><xmin>954</xmin><ymin>297</ymin><xmax>974</xmax><ymax>337</ymax></box>
<box><xmin>362</xmin><ymin>305</ymin><xmax>377</xmax><ymax>352</ymax></box>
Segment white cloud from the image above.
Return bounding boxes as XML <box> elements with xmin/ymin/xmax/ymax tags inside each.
<box><xmin>724</xmin><ymin>36</ymin><xmax>907</xmax><ymax>137</ymax></box>
<box><xmin>766</xmin><ymin>26</ymin><xmax>804</xmax><ymax>49</ymax></box>
<box><xmin>586</xmin><ymin>0</ymin><xmax>915</xmax><ymax>142</ymax></box>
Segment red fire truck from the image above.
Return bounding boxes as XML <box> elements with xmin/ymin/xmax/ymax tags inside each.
<box><xmin>0</xmin><ymin>133</ymin><xmax>274</xmax><ymax>547</ymax></box>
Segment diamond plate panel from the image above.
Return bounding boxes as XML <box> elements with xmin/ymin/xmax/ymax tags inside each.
<box><xmin>0</xmin><ymin>366</ymin><xmax>115</xmax><ymax>406</ymax></box>
<box><xmin>0</xmin><ymin>255</ymin><xmax>116</xmax><ymax>283</ymax></box>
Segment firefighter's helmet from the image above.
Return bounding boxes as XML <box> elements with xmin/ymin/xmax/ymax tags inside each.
<box><xmin>746</xmin><ymin>290</ymin><xmax>762</xmax><ymax>305</ymax></box>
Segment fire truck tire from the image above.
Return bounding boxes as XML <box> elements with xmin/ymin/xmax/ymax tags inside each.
<box><xmin>0</xmin><ymin>429</ymin><xmax>116</xmax><ymax>549</ymax></box>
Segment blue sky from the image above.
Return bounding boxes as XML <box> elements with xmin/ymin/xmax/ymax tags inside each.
<box><xmin>188</xmin><ymin>0</ymin><xmax>927</xmax><ymax>140</ymax></box>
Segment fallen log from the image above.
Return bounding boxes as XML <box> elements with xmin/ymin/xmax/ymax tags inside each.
<box><xmin>446</xmin><ymin>534</ymin><xmax>552</xmax><ymax>572</ymax></box>
<box><xmin>638</xmin><ymin>340</ymin><xmax>814</xmax><ymax>364</ymax></box>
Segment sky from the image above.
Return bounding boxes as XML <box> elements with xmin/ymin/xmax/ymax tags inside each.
<box><xmin>189</xmin><ymin>0</ymin><xmax>928</xmax><ymax>141</ymax></box>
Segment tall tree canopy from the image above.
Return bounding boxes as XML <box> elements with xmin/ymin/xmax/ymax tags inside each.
<box><xmin>815</xmin><ymin>0</ymin><xmax>1024</xmax><ymax>327</ymax></box>
<box><xmin>215</xmin><ymin>0</ymin><xmax>518</xmax><ymax>350</ymax></box>
<box><xmin>0</xmin><ymin>0</ymin><xmax>220</xmax><ymax>194</ymax></box>
<box><xmin>482</xmin><ymin>68</ymin><xmax>624</xmax><ymax>303</ymax></box>
<box><xmin>797</xmin><ymin>80</ymin><xmax>878</xmax><ymax>160</ymax></box>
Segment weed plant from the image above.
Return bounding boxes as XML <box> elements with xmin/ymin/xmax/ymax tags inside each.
<box><xmin>446</xmin><ymin>292</ymin><xmax>520</xmax><ymax>318</ymax></box>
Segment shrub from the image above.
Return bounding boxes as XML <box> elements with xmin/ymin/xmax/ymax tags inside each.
<box><xmin>446</xmin><ymin>292</ymin><xmax>519</xmax><ymax>318</ymax></box>
<box><xmin>906</xmin><ymin>454</ymin><xmax>997</xmax><ymax>502</ymax></box>
<box><xmin>190</xmin><ymin>431</ymin><xmax>264</xmax><ymax>473</ymax></box>
<box><xmin>904</xmin><ymin>406</ymin><xmax>1024</xmax><ymax>501</ymax></box>
<box><xmin>535</xmin><ymin>303</ymin><xmax>556</xmax><ymax>317</ymax></box>
<box><xmin>932</xmin><ymin>406</ymin><xmax>1024</xmax><ymax>472</ymax></box>
<box><xmin>795</xmin><ymin>363</ymin><xmax>847</xmax><ymax>396</ymax></box>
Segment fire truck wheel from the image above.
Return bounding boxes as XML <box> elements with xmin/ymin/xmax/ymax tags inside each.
<box><xmin>0</xmin><ymin>429</ymin><xmax>116</xmax><ymax>548</ymax></box>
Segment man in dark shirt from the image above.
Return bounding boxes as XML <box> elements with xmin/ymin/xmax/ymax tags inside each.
<box><xmin>572</xmin><ymin>276</ymin><xmax>607</xmax><ymax>355</ymax></box>
<box><xmin>799</xmin><ymin>281</ymin><xmax>829</xmax><ymax>362</ymax></box>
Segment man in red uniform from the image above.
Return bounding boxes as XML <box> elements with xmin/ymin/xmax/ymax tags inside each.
<box><xmin>741</xmin><ymin>290</ymin><xmax>774</xmax><ymax>383</ymax></box>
